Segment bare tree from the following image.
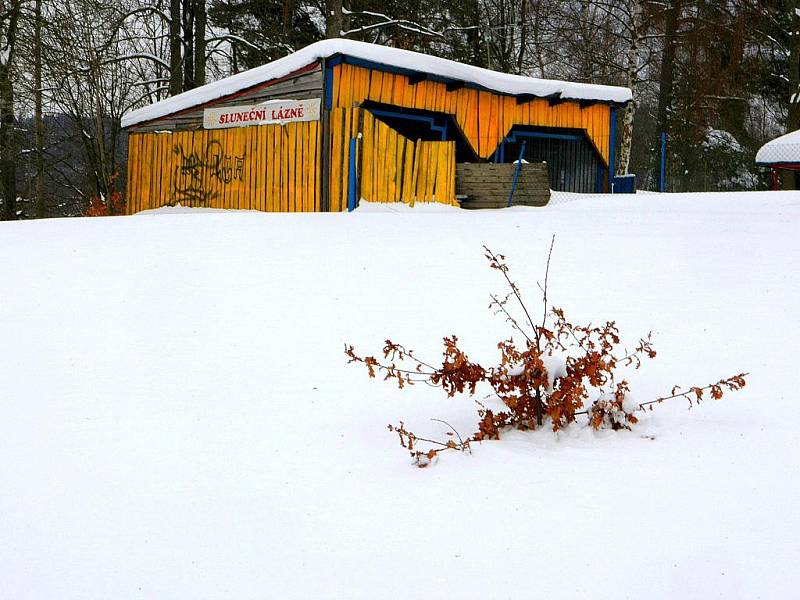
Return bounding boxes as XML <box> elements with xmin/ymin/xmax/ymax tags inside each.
<box><xmin>616</xmin><ymin>0</ymin><xmax>645</xmax><ymax>176</ymax></box>
<box><xmin>0</xmin><ymin>0</ymin><xmax>22</xmax><ymax>220</ymax></box>
<box><xmin>33</xmin><ymin>0</ymin><xmax>44</xmax><ymax>216</ymax></box>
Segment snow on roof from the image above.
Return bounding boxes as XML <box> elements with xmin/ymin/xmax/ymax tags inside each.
<box><xmin>756</xmin><ymin>129</ymin><xmax>800</xmax><ymax>165</ymax></box>
<box><xmin>122</xmin><ymin>38</ymin><xmax>632</xmax><ymax>128</ymax></box>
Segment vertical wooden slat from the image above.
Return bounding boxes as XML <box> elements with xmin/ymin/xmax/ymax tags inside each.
<box><xmin>280</xmin><ymin>125</ymin><xmax>289</xmax><ymax>211</ymax></box>
<box><xmin>341</xmin><ymin>109</ymin><xmax>352</xmax><ymax>209</ymax></box>
<box><xmin>126</xmin><ymin>134</ymin><xmax>138</xmax><ymax>214</ymax></box>
<box><xmin>402</xmin><ymin>140</ymin><xmax>415</xmax><ymax>203</ymax></box>
<box><xmin>252</xmin><ymin>126</ymin><xmax>259</xmax><ymax>210</ymax></box>
<box><xmin>308</xmin><ymin>121</ymin><xmax>315</xmax><ymax>212</ymax></box>
<box><xmin>286</xmin><ymin>122</ymin><xmax>296</xmax><ymax>211</ymax></box>
<box><xmin>380</xmin><ymin>72</ymin><xmax>393</xmax><ymax>104</ymax></box>
<box><xmin>298</xmin><ymin>123</ymin><xmax>306</xmax><ymax>212</ymax></box>
<box><xmin>361</xmin><ymin>111</ymin><xmax>373</xmax><ymax>201</ymax></box>
<box><xmin>166</xmin><ymin>131</ymin><xmax>177</xmax><ymax>207</ymax></box>
<box><xmin>161</xmin><ymin>132</ymin><xmax>172</xmax><ymax>207</ymax></box>
<box><xmin>271</xmin><ymin>124</ymin><xmax>280</xmax><ymax>211</ymax></box>
<box><xmin>154</xmin><ymin>133</ymin><xmax>165</xmax><ymax>208</ymax></box>
<box><xmin>142</xmin><ymin>133</ymin><xmax>154</xmax><ymax>211</ymax></box>
<box><xmin>333</xmin><ymin>63</ymin><xmax>342</xmax><ymax>108</ymax></box>
<box><xmin>257</xmin><ymin>125</ymin><xmax>266</xmax><ymax>211</ymax></box>
<box><xmin>369</xmin><ymin>70</ymin><xmax>382</xmax><ymax>103</ymax></box>
<box><xmin>425</xmin><ymin>142</ymin><xmax>439</xmax><ymax>202</ymax></box>
<box><xmin>277</xmin><ymin>124</ymin><xmax>285</xmax><ymax>211</ymax></box>
<box><xmin>244</xmin><ymin>127</ymin><xmax>253</xmax><ymax>210</ymax></box>
<box><xmin>329</xmin><ymin>110</ymin><xmax>341</xmax><ymax>211</ymax></box>
<box><xmin>311</xmin><ymin>120</ymin><xmax>320</xmax><ymax>211</ymax></box>
<box><xmin>395</xmin><ymin>133</ymin><xmax>404</xmax><ymax>202</ymax></box>
<box><xmin>233</xmin><ymin>127</ymin><xmax>242</xmax><ymax>209</ymax></box>
<box><xmin>386</xmin><ymin>126</ymin><xmax>397</xmax><ymax>202</ymax></box>
<box><xmin>297</xmin><ymin>122</ymin><xmax>305</xmax><ymax>212</ymax></box>
<box><xmin>377</xmin><ymin>116</ymin><xmax>388</xmax><ymax>202</ymax></box>
<box><xmin>218</xmin><ymin>128</ymin><xmax>227</xmax><ymax>209</ymax></box>
<box><xmin>265</xmin><ymin>125</ymin><xmax>274</xmax><ymax>211</ymax></box>
<box><xmin>205</xmin><ymin>130</ymin><xmax>218</xmax><ymax>209</ymax></box>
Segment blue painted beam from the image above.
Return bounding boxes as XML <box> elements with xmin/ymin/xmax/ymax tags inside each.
<box><xmin>347</xmin><ymin>138</ymin><xmax>358</xmax><ymax>212</ymax></box>
<box><xmin>507</xmin><ymin>141</ymin><xmax>527</xmax><ymax>207</ymax></box>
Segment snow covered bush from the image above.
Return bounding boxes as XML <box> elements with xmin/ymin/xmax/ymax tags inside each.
<box><xmin>346</xmin><ymin>241</ymin><xmax>747</xmax><ymax>466</ymax></box>
<box><xmin>700</xmin><ymin>129</ymin><xmax>759</xmax><ymax>191</ymax></box>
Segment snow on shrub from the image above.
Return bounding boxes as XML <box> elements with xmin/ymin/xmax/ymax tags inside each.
<box><xmin>346</xmin><ymin>239</ymin><xmax>747</xmax><ymax>466</ymax></box>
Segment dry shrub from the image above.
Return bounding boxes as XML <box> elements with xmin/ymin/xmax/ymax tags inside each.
<box><xmin>84</xmin><ymin>190</ymin><xmax>125</xmax><ymax>216</ymax></box>
<box><xmin>346</xmin><ymin>239</ymin><xmax>747</xmax><ymax>466</ymax></box>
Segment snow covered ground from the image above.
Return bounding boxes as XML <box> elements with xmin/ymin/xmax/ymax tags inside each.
<box><xmin>1</xmin><ymin>190</ymin><xmax>798</xmax><ymax>599</ymax></box>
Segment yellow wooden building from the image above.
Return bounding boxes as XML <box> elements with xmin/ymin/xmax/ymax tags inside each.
<box><xmin>121</xmin><ymin>39</ymin><xmax>632</xmax><ymax>214</ymax></box>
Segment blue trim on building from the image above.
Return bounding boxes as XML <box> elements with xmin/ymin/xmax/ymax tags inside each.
<box><xmin>660</xmin><ymin>131</ymin><xmax>667</xmax><ymax>193</ymax></box>
<box><xmin>609</xmin><ymin>108</ymin><xmax>617</xmax><ymax>179</ymax></box>
<box><xmin>367</xmin><ymin>107</ymin><xmax>447</xmax><ymax>140</ymax></box>
<box><xmin>507</xmin><ymin>141</ymin><xmax>527</xmax><ymax>207</ymax></box>
<box><xmin>596</xmin><ymin>163</ymin><xmax>604</xmax><ymax>193</ymax></box>
<box><xmin>492</xmin><ymin>129</ymin><xmax>586</xmax><ymax>164</ymax></box>
<box><xmin>347</xmin><ymin>138</ymin><xmax>358</xmax><ymax>211</ymax></box>
<box><xmin>324</xmin><ymin>64</ymin><xmax>335</xmax><ymax>111</ymax></box>
<box><xmin>505</xmin><ymin>130</ymin><xmax>583</xmax><ymax>143</ymax></box>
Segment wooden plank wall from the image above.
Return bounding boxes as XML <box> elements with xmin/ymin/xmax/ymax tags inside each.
<box><xmin>327</xmin><ymin>107</ymin><xmax>362</xmax><ymax>212</ymax></box>
<box><xmin>331</xmin><ymin>63</ymin><xmax>612</xmax><ymax>165</ymax></box>
<box><xmin>126</xmin><ymin>122</ymin><xmax>320</xmax><ymax>214</ymax></box>
<box><xmin>360</xmin><ymin>111</ymin><xmax>456</xmax><ymax>206</ymax></box>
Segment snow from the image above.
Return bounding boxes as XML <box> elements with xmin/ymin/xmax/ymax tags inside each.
<box><xmin>1</xmin><ymin>190</ymin><xmax>799</xmax><ymax>599</ymax></box>
<box><xmin>704</xmin><ymin>128</ymin><xmax>742</xmax><ymax>153</ymax></box>
<box><xmin>756</xmin><ymin>128</ymin><xmax>800</xmax><ymax>165</ymax></box>
<box><xmin>121</xmin><ymin>38</ymin><xmax>632</xmax><ymax>128</ymax></box>
<box><xmin>542</xmin><ymin>353</ymin><xmax>567</xmax><ymax>390</ymax></box>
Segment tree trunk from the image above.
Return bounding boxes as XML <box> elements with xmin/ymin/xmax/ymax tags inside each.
<box><xmin>169</xmin><ymin>0</ymin><xmax>182</xmax><ymax>95</ymax></box>
<box><xmin>326</xmin><ymin>0</ymin><xmax>343</xmax><ymax>37</ymax></box>
<box><xmin>516</xmin><ymin>0</ymin><xmax>528</xmax><ymax>75</ymax></box>
<box><xmin>0</xmin><ymin>0</ymin><xmax>21</xmax><ymax>221</ymax></box>
<box><xmin>34</xmin><ymin>0</ymin><xmax>45</xmax><ymax>218</ymax></box>
<box><xmin>182</xmin><ymin>0</ymin><xmax>195</xmax><ymax>91</ymax></box>
<box><xmin>653</xmin><ymin>0</ymin><xmax>680</xmax><ymax>188</ymax></box>
<box><xmin>194</xmin><ymin>0</ymin><xmax>206</xmax><ymax>87</ymax></box>
<box><xmin>784</xmin><ymin>0</ymin><xmax>800</xmax><ymax>189</ymax></box>
<box><xmin>617</xmin><ymin>0</ymin><xmax>643</xmax><ymax>176</ymax></box>
<box><xmin>0</xmin><ymin>70</ymin><xmax>16</xmax><ymax>221</ymax></box>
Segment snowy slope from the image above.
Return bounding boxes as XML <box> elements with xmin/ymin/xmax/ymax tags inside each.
<box><xmin>1</xmin><ymin>191</ymin><xmax>798</xmax><ymax>599</ymax></box>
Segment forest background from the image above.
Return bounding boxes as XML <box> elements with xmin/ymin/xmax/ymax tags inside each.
<box><xmin>1</xmin><ymin>0</ymin><xmax>798</xmax><ymax>218</ymax></box>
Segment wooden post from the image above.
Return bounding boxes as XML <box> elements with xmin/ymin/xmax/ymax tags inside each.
<box><xmin>320</xmin><ymin>58</ymin><xmax>331</xmax><ymax>212</ymax></box>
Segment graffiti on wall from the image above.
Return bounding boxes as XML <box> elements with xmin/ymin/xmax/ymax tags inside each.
<box><xmin>172</xmin><ymin>140</ymin><xmax>246</xmax><ymax>205</ymax></box>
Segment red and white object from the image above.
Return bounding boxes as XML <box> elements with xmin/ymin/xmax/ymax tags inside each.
<box><xmin>203</xmin><ymin>98</ymin><xmax>321</xmax><ymax>129</ymax></box>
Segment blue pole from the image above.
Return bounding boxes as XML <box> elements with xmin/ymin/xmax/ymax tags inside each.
<box><xmin>609</xmin><ymin>108</ymin><xmax>617</xmax><ymax>180</ymax></box>
<box><xmin>507</xmin><ymin>141</ymin><xmax>527</xmax><ymax>208</ymax></box>
<box><xmin>347</xmin><ymin>138</ymin><xmax>357</xmax><ymax>212</ymax></box>
<box><xmin>660</xmin><ymin>131</ymin><xmax>667</xmax><ymax>193</ymax></box>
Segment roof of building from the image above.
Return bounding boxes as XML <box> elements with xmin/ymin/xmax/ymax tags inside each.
<box><xmin>756</xmin><ymin>129</ymin><xmax>800</xmax><ymax>166</ymax></box>
<box><xmin>122</xmin><ymin>38</ymin><xmax>633</xmax><ymax>129</ymax></box>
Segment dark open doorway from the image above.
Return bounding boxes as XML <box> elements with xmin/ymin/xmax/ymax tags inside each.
<box><xmin>491</xmin><ymin>126</ymin><xmax>605</xmax><ymax>193</ymax></box>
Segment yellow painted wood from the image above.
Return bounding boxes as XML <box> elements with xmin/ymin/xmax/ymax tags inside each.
<box><xmin>271</xmin><ymin>125</ymin><xmax>280</xmax><ymax>211</ymax></box>
<box><xmin>126</xmin><ymin>120</ymin><xmax>321</xmax><ymax>214</ymax></box>
<box><xmin>356</xmin><ymin>110</ymin><xmax>455</xmax><ymax>207</ymax></box>
<box><xmin>125</xmin><ymin>134</ymin><xmax>137</xmax><ymax>214</ymax></box>
<box><xmin>331</xmin><ymin>63</ymin><xmax>613</xmax><ymax>165</ymax></box>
